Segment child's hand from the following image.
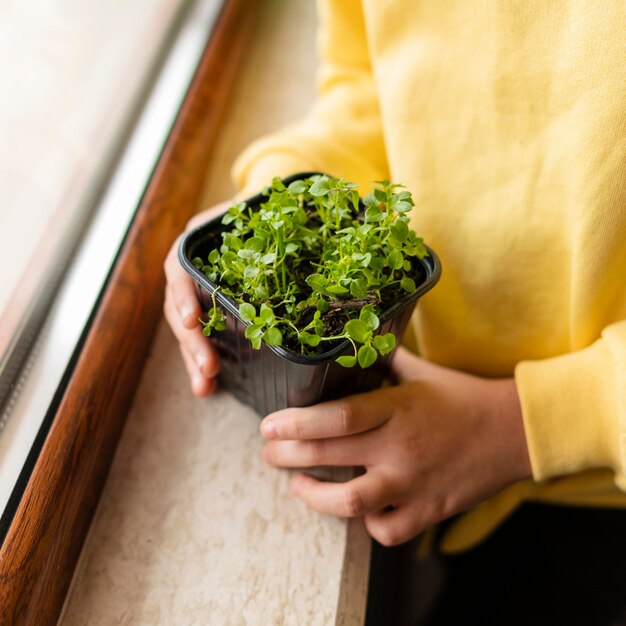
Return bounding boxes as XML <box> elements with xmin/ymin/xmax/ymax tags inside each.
<box><xmin>260</xmin><ymin>347</ymin><xmax>531</xmax><ymax>546</ymax></box>
<box><xmin>163</xmin><ymin>201</ymin><xmax>230</xmax><ymax>397</ymax></box>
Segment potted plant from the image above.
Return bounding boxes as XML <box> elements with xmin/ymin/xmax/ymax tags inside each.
<box><xmin>178</xmin><ymin>172</ymin><xmax>440</xmax><ymax>415</ymax></box>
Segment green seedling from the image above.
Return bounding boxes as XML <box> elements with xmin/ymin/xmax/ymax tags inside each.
<box><xmin>192</xmin><ymin>174</ymin><xmax>428</xmax><ymax>367</ymax></box>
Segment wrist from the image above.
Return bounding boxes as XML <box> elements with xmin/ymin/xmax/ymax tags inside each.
<box><xmin>492</xmin><ymin>377</ymin><xmax>532</xmax><ymax>482</ymax></box>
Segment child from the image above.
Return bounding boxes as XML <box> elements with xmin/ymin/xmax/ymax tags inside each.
<box><xmin>165</xmin><ymin>0</ymin><xmax>626</xmax><ymax>621</ymax></box>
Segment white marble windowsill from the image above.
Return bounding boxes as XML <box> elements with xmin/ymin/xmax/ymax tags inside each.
<box><xmin>59</xmin><ymin>323</ymin><xmax>370</xmax><ymax>626</ymax></box>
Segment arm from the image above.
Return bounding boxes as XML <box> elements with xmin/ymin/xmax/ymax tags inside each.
<box><xmin>261</xmin><ymin>321</ymin><xmax>626</xmax><ymax>546</ymax></box>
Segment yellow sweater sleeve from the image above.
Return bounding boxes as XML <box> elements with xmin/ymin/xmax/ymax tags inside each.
<box><xmin>232</xmin><ymin>0</ymin><xmax>388</xmax><ymax>197</ymax></box>
<box><xmin>516</xmin><ymin>320</ymin><xmax>626</xmax><ymax>490</ymax></box>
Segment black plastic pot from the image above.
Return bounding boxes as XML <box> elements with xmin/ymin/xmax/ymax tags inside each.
<box><xmin>179</xmin><ymin>173</ymin><xmax>441</xmax><ymax>416</ymax></box>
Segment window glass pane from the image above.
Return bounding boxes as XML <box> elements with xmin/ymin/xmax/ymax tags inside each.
<box><xmin>0</xmin><ymin>0</ymin><xmax>223</xmax><ymax>525</ymax></box>
<box><xmin>0</xmin><ymin>0</ymin><xmax>187</xmax><ymax>316</ymax></box>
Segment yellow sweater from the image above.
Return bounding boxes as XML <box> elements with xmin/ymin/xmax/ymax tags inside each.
<box><xmin>232</xmin><ymin>0</ymin><xmax>626</xmax><ymax>551</ymax></box>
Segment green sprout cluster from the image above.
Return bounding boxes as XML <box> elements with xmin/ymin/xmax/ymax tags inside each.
<box><xmin>192</xmin><ymin>174</ymin><xmax>428</xmax><ymax>368</ymax></box>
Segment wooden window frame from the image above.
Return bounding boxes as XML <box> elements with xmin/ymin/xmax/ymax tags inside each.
<box><xmin>0</xmin><ymin>2</ymin><xmax>258</xmax><ymax>623</ymax></box>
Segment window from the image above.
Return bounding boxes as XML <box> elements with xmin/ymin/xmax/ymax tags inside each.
<box><xmin>0</xmin><ymin>0</ymin><xmax>224</xmax><ymax>530</ymax></box>
<box><xmin>0</xmin><ymin>3</ymin><xmax>264</xmax><ymax>621</ymax></box>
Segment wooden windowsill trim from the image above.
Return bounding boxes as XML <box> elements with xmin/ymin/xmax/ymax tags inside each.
<box><xmin>0</xmin><ymin>1</ymin><xmax>258</xmax><ymax>623</ymax></box>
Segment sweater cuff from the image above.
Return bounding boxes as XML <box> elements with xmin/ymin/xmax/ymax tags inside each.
<box><xmin>515</xmin><ymin>338</ymin><xmax>620</xmax><ymax>482</ymax></box>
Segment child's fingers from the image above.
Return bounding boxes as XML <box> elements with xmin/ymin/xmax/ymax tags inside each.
<box><xmin>163</xmin><ymin>202</ymin><xmax>231</xmax><ymax>331</ymax></box>
<box><xmin>164</xmin><ymin>286</ymin><xmax>220</xmax><ymax>378</ymax></box>
<box><xmin>364</xmin><ymin>504</ymin><xmax>421</xmax><ymax>547</ymax></box>
<box><xmin>260</xmin><ymin>391</ymin><xmax>393</xmax><ymax>441</ymax></box>
<box><xmin>290</xmin><ymin>471</ymin><xmax>395</xmax><ymax>518</ymax></box>
<box><xmin>263</xmin><ymin>434</ymin><xmax>369</xmax><ymax>468</ymax></box>
<box><xmin>179</xmin><ymin>345</ymin><xmax>217</xmax><ymax>397</ymax></box>
<box><xmin>163</xmin><ymin>236</ymin><xmax>203</xmax><ymax>329</ymax></box>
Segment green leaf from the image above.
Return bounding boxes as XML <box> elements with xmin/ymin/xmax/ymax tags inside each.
<box><xmin>255</xmin><ymin>284</ymin><xmax>269</xmax><ymax>299</ymax></box>
<box><xmin>272</xmin><ymin>177</ymin><xmax>286</xmax><ymax>191</ymax></box>
<box><xmin>370</xmin><ymin>256</ymin><xmax>384</xmax><ymax>272</ymax></box>
<box><xmin>285</xmin><ymin>242</ymin><xmax>299</xmax><ymax>254</ymax></box>
<box><xmin>351</xmin><ymin>189</ymin><xmax>360</xmax><ymax>211</ymax></box>
<box><xmin>358</xmin><ymin>344</ymin><xmax>377</xmax><ymax>368</ymax></box>
<box><xmin>373</xmin><ymin>188</ymin><xmax>387</xmax><ymax>203</ymax></box>
<box><xmin>260</xmin><ymin>252</ymin><xmax>277</xmax><ymax>265</ymax></box>
<box><xmin>237</xmin><ymin>248</ymin><xmax>255</xmax><ymax>260</ymax></box>
<box><xmin>316</xmin><ymin>298</ymin><xmax>329</xmax><ymax>313</ymax></box>
<box><xmin>223</xmin><ymin>234</ymin><xmax>242</xmax><ymax>251</ymax></box>
<box><xmin>337</xmin><ymin>227</ymin><xmax>356</xmax><ymax>235</ymax></box>
<box><xmin>287</xmin><ymin>180</ymin><xmax>308</xmax><ymax>194</ymax></box>
<box><xmin>400</xmin><ymin>276</ymin><xmax>416</xmax><ymax>293</ymax></box>
<box><xmin>221</xmin><ymin>251</ymin><xmax>237</xmax><ymax>266</ymax></box>
<box><xmin>359</xmin><ymin>306</ymin><xmax>380</xmax><ymax>331</ymax></box>
<box><xmin>245</xmin><ymin>323</ymin><xmax>263</xmax><ymax>340</ymax></box>
<box><xmin>306</xmin><ymin>273</ymin><xmax>327</xmax><ymax>292</ymax></box>
<box><xmin>336</xmin><ymin>355</ymin><xmax>357</xmax><ymax>367</ymax></box>
<box><xmin>363</xmin><ymin>192</ymin><xmax>378</xmax><ymax>207</ymax></box>
<box><xmin>293</xmin><ymin>207</ymin><xmax>308</xmax><ymax>225</ymax></box>
<box><xmin>344</xmin><ymin>319</ymin><xmax>370</xmax><ymax>343</ymax></box>
<box><xmin>208</xmin><ymin>249</ymin><xmax>220</xmax><ymax>264</ymax></box>
<box><xmin>245</xmin><ymin>237</ymin><xmax>264</xmax><ymax>252</ymax></box>
<box><xmin>395</xmin><ymin>201</ymin><xmax>412</xmax><ymax>213</ymax></box>
<box><xmin>239</xmin><ymin>302</ymin><xmax>256</xmax><ymax>322</ymax></box>
<box><xmin>299</xmin><ymin>332</ymin><xmax>321</xmax><ymax>347</ymax></box>
<box><xmin>365</xmin><ymin>206</ymin><xmax>383</xmax><ymax>222</ymax></box>
<box><xmin>390</xmin><ymin>220</ymin><xmax>409</xmax><ymax>242</ymax></box>
<box><xmin>243</xmin><ymin>265</ymin><xmax>259</xmax><ymax>279</ymax></box>
<box><xmin>264</xmin><ymin>326</ymin><xmax>283</xmax><ymax>346</ymax></box>
<box><xmin>373</xmin><ymin>333</ymin><xmax>396</xmax><ymax>356</ymax></box>
<box><xmin>326</xmin><ymin>283</ymin><xmax>349</xmax><ymax>295</ymax></box>
<box><xmin>309</xmin><ymin>179</ymin><xmax>329</xmax><ymax>196</ymax></box>
<box><xmin>388</xmin><ymin>250</ymin><xmax>404</xmax><ymax>270</ymax></box>
<box><xmin>350</xmin><ymin>278</ymin><xmax>367</xmax><ymax>298</ymax></box>
<box><xmin>260</xmin><ymin>303</ymin><xmax>275</xmax><ymax>324</ymax></box>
